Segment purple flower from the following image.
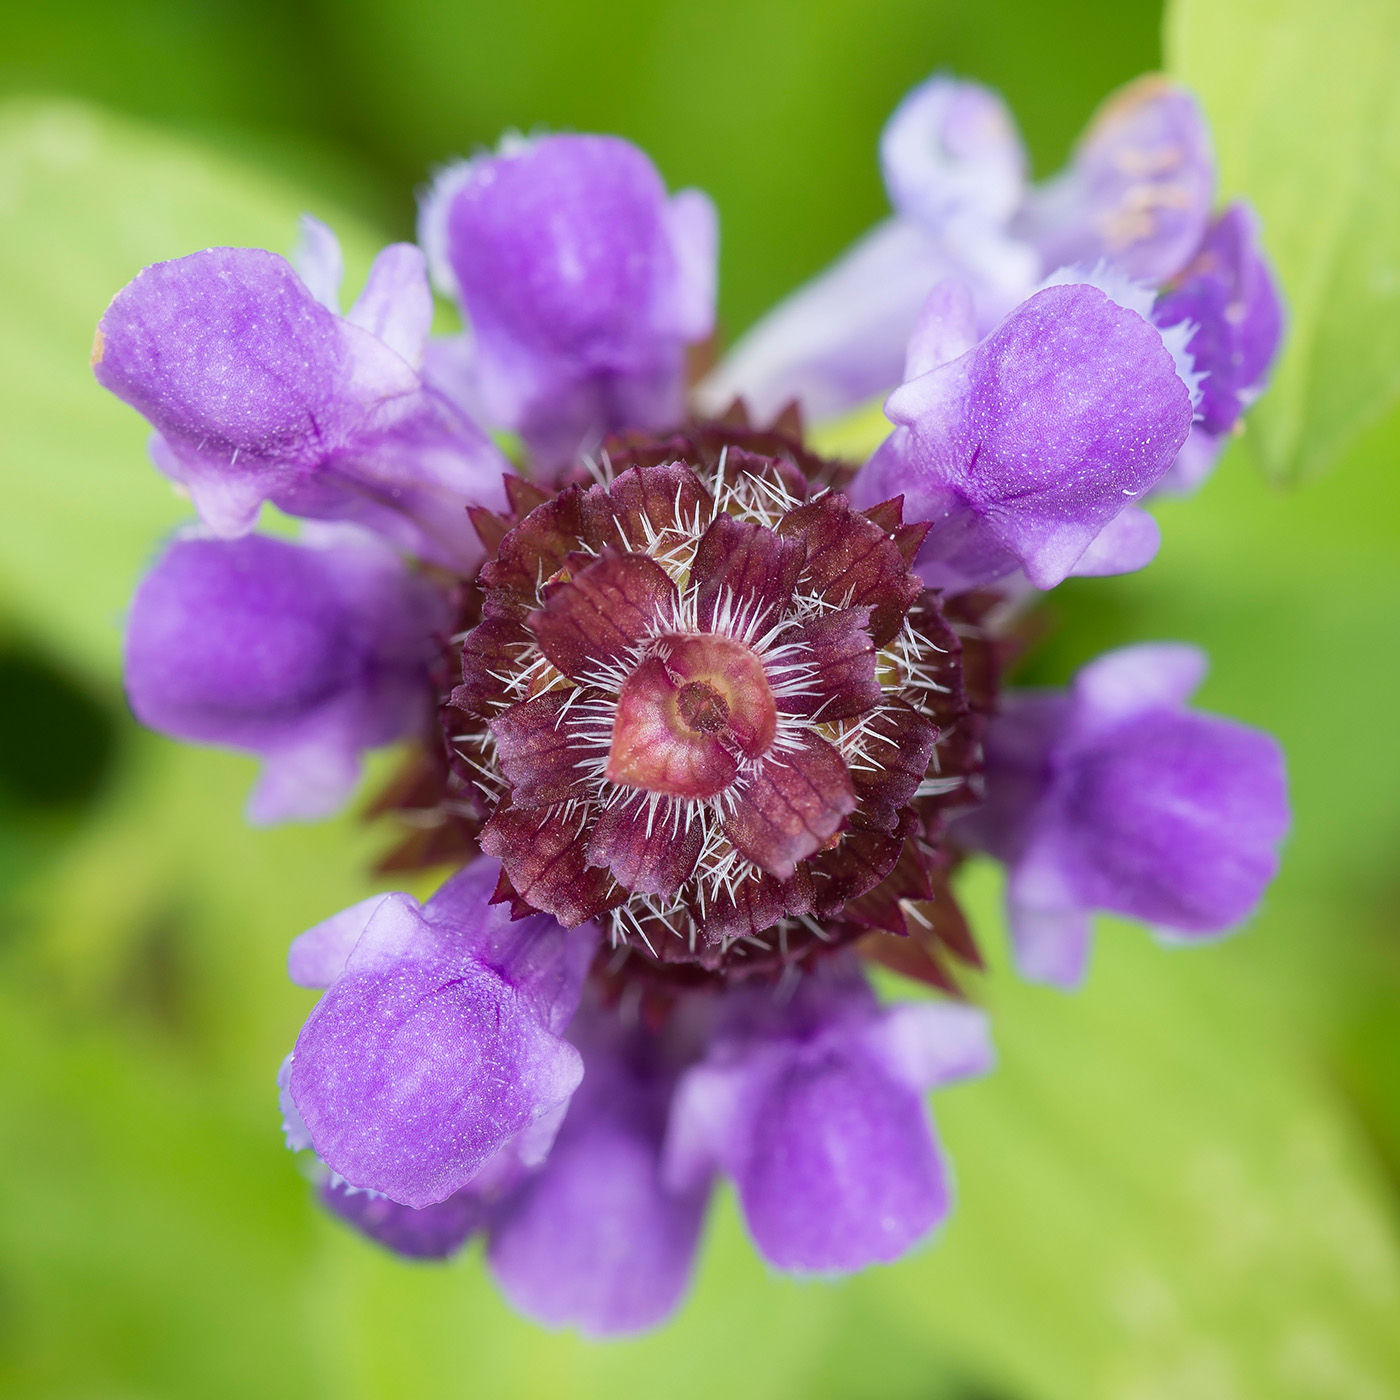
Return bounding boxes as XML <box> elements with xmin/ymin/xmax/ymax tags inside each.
<box><xmin>850</xmin><ymin>278</ymin><xmax>1194</xmax><ymax>591</ymax></box>
<box><xmin>1152</xmin><ymin>203</ymin><xmax>1285</xmax><ymax>493</ymax></box>
<box><xmin>307</xmin><ymin>994</ymin><xmax>710</xmax><ymax>1334</ymax></box>
<box><xmin>956</xmin><ymin>643</ymin><xmax>1290</xmax><ymax>987</ymax></box>
<box><xmin>420</xmin><ymin>134</ymin><xmax>717</xmax><ymax>473</ymax></box>
<box><xmin>486</xmin><ymin>1001</ymin><xmax>710</xmax><ymax>1335</ymax></box>
<box><xmin>87</xmin><ymin>77</ymin><xmax>1291</xmax><ymax>1336</ymax></box>
<box><xmin>699</xmin><ymin>72</ymin><xmax>1214</xmax><ymax>424</ymax></box>
<box><xmin>93</xmin><ymin>229</ymin><xmax>509</xmax><ymax>569</ymax></box>
<box><xmin>664</xmin><ymin>955</ymin><xmax>992</xmax><ymax>1273</ymax></box>
<box><xmin>124</xmin><ymin>526</ymin><xmax>448</xmax><ymax>822</ymax></box>
<box><xmin>284</xmin><ymin>859</ymin><xmax>597</xmax><ymax>1208</ymax></box>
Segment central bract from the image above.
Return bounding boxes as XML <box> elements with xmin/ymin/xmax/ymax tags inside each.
<box><xmin>446</xmin><ymin>428</ymin><xmax>979</xmax><ymax>972</ymax></box>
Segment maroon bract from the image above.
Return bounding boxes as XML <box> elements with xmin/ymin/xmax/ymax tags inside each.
<box><xmin>445</xmin><ymin>432</ymin><xmax>981</xmax><ymax>976</ymax></box>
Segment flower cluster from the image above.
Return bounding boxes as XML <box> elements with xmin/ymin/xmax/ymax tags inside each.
<box><xmin>95</xmin><ymin>69</ymin><xmax>1289</xmax><ymax>1335</ymax></box>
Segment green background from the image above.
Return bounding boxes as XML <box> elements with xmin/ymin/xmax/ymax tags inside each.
<box><xmin>1</xmin><ymin>1</ymin><xmax>1398</xmax><ymax>1396</ymax></box>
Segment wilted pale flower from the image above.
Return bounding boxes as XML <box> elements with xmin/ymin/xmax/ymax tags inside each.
<box><xmin>95</xmin><ymin>87</ymin><xmax>1289</xmax><ymax>1336</ymax></box>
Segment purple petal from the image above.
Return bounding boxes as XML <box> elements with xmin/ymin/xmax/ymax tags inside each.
<box><xmin>854</xmin><ymin>282</ymin><xmax>1193</xmax><ymax>590</ymax></box>
<box><xmin>421</xmin><ymin>135</ymin><xmax>715</xmax><ymax>470</ymax></box>
<box><xmin>94</xmin><ymin>246</ymin><xmax>508</xmax><ymax>568</ymax></box>
<box><xmin>320</xmin><ymin>1178</ymin><xmax>488</xmax><ymax>1260</ymax></box>
<box><xmin>1072</xmin><ymin>642</ymin><xmax>1208</xmax><ymax>727</ymax></box>
<box><xmin>487</xmin><ymin>1010</ymin><xmax>709</xmax><ymax>1335</ymax></box>
<box><xmin>1013</xmin><ymin>75</ymin><xmax>1215</xmax><ymax>285</ymax></box>
<box><xmin>124</xmin><ymin>529</ymin><xmax>445</xmax><ymax>822</ymax></box>
<box><xmin>1154</xmin><ymin>202</ymin><xmax>1284</xmax><ymax>437</ymax></box>
<box><xmin>904</xmin><ymin>276</ymin><xmax>979</xmax><ymax>381</ymax></box>
<box><xmin>288</xmin><ymin>893</ymin><xmax>393</xmax><ymax>989</ymax></box>
<box><xmin>1006</xmin><ymin>885</ymin><xmax>1095</xmax><ymax>988</ymax></box>
<box><xmin>665</xmin><ymin>959</ymin><xmax>976</xmax><ymax>1274</ymax></box>
<box><xmin>859</xmin><ymin>1001</ymin><xmax>995</xmax><ymax>1090</ymax></box>
<box><xmin>292</xmin><ymin>215</ymin><xmax>343</xmax><ymax>312</ymax></box>
<box><xmin>960</xmin><ymin>644</ymin><xmax>1289</xmax><ymax>982</ymax></box>
<box><xmin>346</xmin><ymin>243</ymin><xmax>434</xmax><ymax>369</ymax></box>
<box><xmin>1066</xmin><ymin>506</ymin><xmax>1161</xmax><ymax>578</ymax></box>
<box><xmin>1062</xmin><ymin>709</ymin><xmax>1289</xmax><ymax>933</ymax></box>
<box><xmin>880</xmin><ymin>75</ymin><xmax>1027</xmax><ymax>233</ymax></box>
<box><xmin>695</xmin><ymin>75</ymin><xmax>1039</xmax><ymax>425</ymax></box>
<box><xmin>423</xmin><ymin>860</ymin><xmax>600</xmax><ymax>1033</ymax></box>
<box><xmin>735</xmin><ymin>1042</ymin><xmax>949</xmax><ymax>1272</ymax></box>
<box><xmin>287</xmin><ymin>865</ymin><xmax>595</xmax><ymax>1206</ymax></box>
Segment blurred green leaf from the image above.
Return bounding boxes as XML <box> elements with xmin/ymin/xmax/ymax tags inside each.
<box><xmin>0</xmin><ymin>99</ymin><xmax>383</xmax><ymax>685</ymax></box>
<box><xmin>1167</xmin><ymin>0</ymin><xmax>1400</xmax><ymax>483</ymax></box>
<box><xmin>309</xmin><ymin>0</ymin><xmax>1162</xmax><ymax>333</ymax></box>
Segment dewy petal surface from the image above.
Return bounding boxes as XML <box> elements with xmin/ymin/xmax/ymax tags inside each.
<box><xmin>94</xmin><ymin>246</ymin><xmax>509</xmax><ymax>568</ymax></box>
<box><xmin>855</xmin><ymin>282</ymin><xmax>1193</xmax><ymax>590</ymax></box>
<box><xmin>287</xmin><ymin>865</ymin><xmax>593</xmax><ymax>1207</ymax></box>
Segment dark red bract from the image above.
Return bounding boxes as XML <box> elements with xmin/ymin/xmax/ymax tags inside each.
<box><xmin>373</xmin><ymin>417</ymin><xmax>992</xmax><ymax>994</ymax></box>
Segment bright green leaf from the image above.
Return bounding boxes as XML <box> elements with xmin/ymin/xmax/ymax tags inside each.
<box><xmin>1166</xmin><ymin>0</ymin><xmax>1400</xmax><ymax>483</ymax></box>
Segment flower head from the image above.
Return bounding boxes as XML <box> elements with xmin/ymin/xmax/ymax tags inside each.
<box><xmin>93</xmin><ymin>90</ymin><xmax>1289</xmax><ymax>1338</ymax></box>
<box><xmin>452</xmin><ymin>428</ymin><xmax>975</xmax><ymax>968</ymax></box>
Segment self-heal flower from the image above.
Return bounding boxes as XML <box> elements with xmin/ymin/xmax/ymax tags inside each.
<box><xmin>125</xmin><ymin>526</ymin><xmax>448</xmax><ymax>822</ymax></box>
<box><xmin>449</xmin><ymin>425</ymin><xmax>980</xmax><ymax>955</ymax></box>
<box><xmin>955</xmin><ymin>643</ymin><xmax>1289</xmax><ymax>986</ymax></box>
<box><xmin>421</xmin><ymin>134</ymin><xmax>717</xmax><ymax>474</ymax></box>
<box><xmin>93</xmin><ymin>232</ymin><xmax>509</xmax><ymax>569</ymax></box>
<box><xmin>850</xmin><ymin>277</ymin><xmax>1193</xmax><ymax>590</ymax></box>
<box><xmin>284</xmin><ymin>858</ymin><xmax>597</xmax><ymax>1207</ymax></box>
<box><xmin>94</xmin><ymin>94</ymin><xmax>1289</xmax><ymax>1337</ymax></box>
